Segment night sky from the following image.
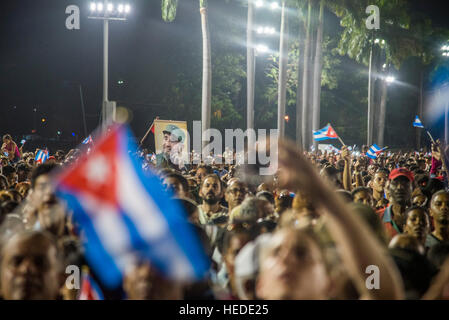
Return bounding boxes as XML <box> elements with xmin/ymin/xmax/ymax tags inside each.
<box><xmin>1</xmin><ymin>0</ymin><xmax>448</xmax><ymax>149</ymax></box>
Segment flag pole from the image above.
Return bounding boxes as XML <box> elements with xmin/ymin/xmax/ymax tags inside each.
<box><xmin>140</xmin><ymin>117</ymin><xmax>159</xmax><ymax>147</ymax></box>
<box><xmin>337</xmin><ymin>136</ymin><xmax>346</xmax><ymax>146</ymax></box>
<box><xmin>426</xmin><ymin>130</ymin><xmax>435</xmax><ymax>144</ymax></box>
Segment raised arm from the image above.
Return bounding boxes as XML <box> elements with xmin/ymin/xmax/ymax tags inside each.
<box><xmin>341</xmin><ymin>146</ymin><xmax>352</xmax><ymax>192</ymax></box>
<box><xmin>276</xmin><ymin>139</ymin><xmax>404</xmax><ymax>300</ymax></box>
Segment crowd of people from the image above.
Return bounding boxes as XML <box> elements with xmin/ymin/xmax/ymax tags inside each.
<box><xmin>1</xmin><ymin>132</ymin><xmax>449</xmax><ymax>300</ymax></box>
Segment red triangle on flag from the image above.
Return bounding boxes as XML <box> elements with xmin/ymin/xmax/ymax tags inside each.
<box><xmin>57</xmin><ymin>128</ymin><xmax>120</xmax><ymax>207</ymax></box>
<box><xmin>326</xmin><ymin>125</ymin><xmax>338</xmax><ymax>138</ymax></box>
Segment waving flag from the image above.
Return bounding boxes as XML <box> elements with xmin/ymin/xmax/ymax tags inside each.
<box><xmin>413</xmin><ymin>116</ymin><xmax>425</xmax><ymax>128</ymax></box>
<box><xmin>82</xmin><ymin>135</ymin><xmax>93</xmax><ymax>145</ymax></box>
<box><xmin>53</xmin><ymin>125</ymin><xmax>210</xmax><ymax>288</ymax></box>
<box><xmin>78</xmin><ymin>267</ymin><xmax>104</xmax><ymax>300</ymax></box>
<box><xmin>35</xmin><ymin>149</ymin><xmax>49</xmax><ymax>164</ymax></box>
<box><xmin>313</xmin><ymin>124</ymin><xmax>339</xmax><ymax>141</ymax></box>
<box><xmin>367</xmin><ymin>144</ymin><xmax>387</xmax><ymax>159</ymax></box>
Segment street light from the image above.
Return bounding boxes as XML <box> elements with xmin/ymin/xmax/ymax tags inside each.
<box><xmin>270</xmin><ymin>2</ymin><xmax>279</xmax><ymax>10</ymax></box>
<box><xmin>256</xmin><ymin>44</ymin><xmax>269</xmax><ymax>54</ymax></box>
<box><xmin>385</xmin><ymin>75</ymin><xmax>396</xmax><ymax>84</ymax></box>
<box><xmin>255</xmin><ymin>0</ymin><xmax>264</xmax><ymax>8</ymax></box>
<box><xmin>256</xmin><ymin>26</ymin><xmax>275</xmax><ymax>35</ymax></box>
<box><xmin>88</xmin><ymin>1</ymin><xmax>131</xmax><ymax>133</ymax></box>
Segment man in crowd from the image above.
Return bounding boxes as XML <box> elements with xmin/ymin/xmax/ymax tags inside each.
<box><xmin>198</xmin><ymin>174</ymin><xmax>228</xmax><ymax>225</ymax></box>
<box><xmin>224</xmin><ymin>179</ymin><xmax>247</xmax><ymax>214</ymax></box>
<box><xmin>426</xmin><ymin>190</ymin><xmax>449</xmax><ymax>248</ymax></box>
<box><xmin>0</xmin><ymin>231</ymin><xmax>63</xmax><ymax>300</ymax></box>
<box><xmin>377</xmin><ymin>168</ymin><xmax>414</xmax><ymax>240</ymax></box>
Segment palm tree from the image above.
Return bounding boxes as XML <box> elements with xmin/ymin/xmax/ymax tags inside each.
<box><xmin>247</xmin><ymin>0</ymin><xmax>255</xmax><ymax>136</ymax></box>
<box><xmin>161</xmin><ymin>0</ymin><xmax>211</xmax><ymax>151</ymax></box>
<box><xmin>277</xmin><ymin>1</ymin><xmax>289</xmax><ymax>138</ymax></box>
<box><xmin>311</xmin><ymin>0</ymin><xmax>324</xmax><ymax>149</ymax></box>
<box><xmin>301</xmin><ymin>0</ymin><xmax>312</xmax><ymax>150</ymax></box>
<box><xmin>200</xmin><ymin>0</ymin><xmax>212</xmax><ymax>151</ymax></box>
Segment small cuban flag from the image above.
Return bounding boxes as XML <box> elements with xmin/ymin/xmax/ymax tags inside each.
<box><xmin>313</xmin><ymin>124</ymin><xmax>339</xmax><ymax>141</ymax></box>
<box><xmin>413</xmin><ymin>116</ymin><xmax>425</xmax><ymax>128</ymax></box>
<box><xmin>78</xmin><ymin>267</ymin><xmax>104</xmax><ymax>300</ymax></box>
<box><xmin>367</xmin><ymin>144</ymin><xmax>387</xmax><ymax>159</ymax></box>
<box><xmin>35</xmin><ymin>149</ymin><xmax>49</xmax><ymax>164</ymax></box>
<box><xmin>82</xmin><ymin>135</ymin><xmax>93</xmax><ymax>145</ymax></box>
<box><xmin>53</xmin><ymin>125</ymin><xmax>210</xmax><ymax>288</ymax></box>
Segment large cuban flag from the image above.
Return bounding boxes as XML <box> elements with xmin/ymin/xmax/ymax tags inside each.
<box><xmin>53</xmin><ymin>125</ymin><xmax>210</xmax><ymax>288</ymax></box>
<box><xmin>313</xmin><ymin>124</ymin><xmax>339</xmax><ymax>141</ymax></box>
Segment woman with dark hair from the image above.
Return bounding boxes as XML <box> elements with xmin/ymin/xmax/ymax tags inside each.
<box><xmin>1</xmin><ymin>134</ymin><xmax>21</xmax><ymax>163</ymax></box>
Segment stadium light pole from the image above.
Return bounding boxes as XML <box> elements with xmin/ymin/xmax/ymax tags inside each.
<box><xmin>89</xmin><ymin>1</ymin><xmax>131</xmax><ymax>133</ymax></box>
<box><xmin>247</xmin><ymin>0</ymin><xmax>279</xmax><ymax>142</ymax></box>
<box><xmin>441</xmin><ymin>44</ymin><xmax>449</xmax><ymax>144</ymax></box>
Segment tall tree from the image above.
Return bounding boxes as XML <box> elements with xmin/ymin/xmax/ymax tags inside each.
<box><xmin>277</xmin><ymin>1</ymin><xmax>289</xmax><ymax>138</ymax></box>
<box><xmin>311</xmin><ymin>0</ymin><xmax>325</xmax><ymax>149</ymax></box>
<box><xmin>162</xmin><ymin>0</ymin><xmax>212</xmax><ymax>151</ymax></box>
<box><xmin>200</xmin><ymin>0</ymin><xmax>212</xmax><ymax>151</ymax></box>
<box><xmin>301</xmin><ymin>0</ymin><xmax>312</xmax><ymax>149</ymax></box>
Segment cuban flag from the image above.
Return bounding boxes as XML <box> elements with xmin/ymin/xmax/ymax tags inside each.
<box><xmin>53</xmin><ymin>125</ymin><xmax>210</xmax><ymax>288</ymax></box>
<box><xmin>313</xmin><ymin>124</ymin><xmax>339</xmax><ymax>141</ymax></box>
<box><xmin>78</xmin><ymin>268</ymin><xmax>104</xmax><ymax>300</ymax></box>
<box><xmin>82</xmin><ymin>135</ymin><xmax>93</xmax><ymax>145</ymax></box>
<box><xmin>35</xmin><ymin>149</ymin><xmax>49</xmax><ymax>164</ymax></box>
<box><xmin>413</xmin><ymin>116</ymin><xmax>425</xmax><ymax>128</ymax></box>
<box><xmin>367</xmin><ymin>144</ymin><xmax>386</xmax><ymax>159</ymax></box>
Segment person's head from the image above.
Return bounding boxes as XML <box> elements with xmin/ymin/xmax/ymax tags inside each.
<box><xmin>403</xmin><ymin>206</ymin><xmax>430</xmax><ymax>244</ymax></box>
<box><xmin>7</xmin><ymin>189</ymin><xmax>22</xmax><ymax>203</ymax></box>
<box><xmin>371</xmin><ymin>170</ymin><xmax>388</xmax><ymax>193</ymax></box>
<box><xmin>351</xmin><ymin>187</ymin><xmax>374</xmax><ymax>207</ymax></box>
<box><xmin>274</xmin><ymin>190</ymin><xmax>293</xmax><ymax>215</ymax></box>
<box><xmin>0</xmin><ymin>175</ymin><xmax>8</xmax><ymax>191</ymax></box>
<box><xmin>335</xmin><ymin>189</ymin><xmax>353</xmax><ymax>203</ymax></box>
<box><xmin>412</xmin><ymin>193</ymin><xmax>428</xmax><ymax>207</ymax></box>
<box><xmin>387</xmin><ymin>168</ymin><xmax>414</xmax><ymax>206</ymax></box>
<box><xmin>222</xmin><ymin>227</ymin><xmax>255</xmax><ymax>296</ymax></box>
<box><xmin>234</xmin><ymin>234</ymin><xmax>271</xmax><ymax>300</ymax></box>
<box><xmin>199</xmin><ymin>174</ymin><xmax>223</xmax><ymax>205</ymax></box>
<box><xmin>256</xmin><ymin>191</ymin><xmax>275</xmax><ymax>205</ymax></box>
<box><xmin>257</xmin><ymin>227</ymin><xmax>330</xmax><ymax>299</ymax></box>
<box><xmin>162</xmin><ymin>131</ymin><xmax>181</xmax><ymax>155</ymax></box>
<box><xmin>429</xmin><ymin>190</ymin><xmax>449</xmax><ymax>229</ymax></box>
<box><xmin>349</xmin><ymin>203</ymin><xmax>387</xmax><ymax>245</ymax></box>
<box><xmin>195</xmin><ymin>165</ymin><xmax>213</xmax><ymax>185</ymax></box>
<box><xmin>15</xmin><ymin>182</ymin><xmax>31</xmax><ymax>199</ymax></box>
<box><xmin>320</xmin><ymin>166</ymin><xmax>342</xmax><ymax>188</ymax></box>
<box><xmin>162</xmin><ymin>172</ymin><xmax>189</xmax><ymax>198</ymax></box>
<box><xmin>417</xmin><ymin>159</ymin><xmax>426</xmax><ymax>171</ymax></box>
<box><xmin>55</xmin><ymin>150</ymin><xmax>65</xmax><ymax>162</ymax></box>
<box><xmin>367</xmin><ymin>164</ymin><xmax>379</xmax><ymax>176</ymax></box>
<box><xmin>2</xmin><ymin>134</ymin><xmax>12</xmax><ymax>144</ymax></box>
<box><xmin>176</xmin><ymin>197</ymin><xmax>200</xmax><ymax>225</ymax></box>
<box><xmin>2</xmin><ymin>166</ymin><xmax>17</xmax><ymax>187</ymax></box>
<box><xmin>225</xmin><ymin>179</ymin><xmax>247</xmax><ymax>211</ymax></box>
<box><xmin>256</xmin><ymin>183</ymin><xmax>271</xmax><ymax>194</ymax></box>
<box><xmin>239</xmin><ymin>197</ymin><xmax>274</xmax><ymax>222</ymax></box>
<box><xmin>123</xmin><ymin>259</ymin><xmax>184</xmax><ymax>300</ymax></box>
<box><xmin>0</xmin><ymin>231</ymin><xmax>62</xmax><ymax>300</ymax></box>
<box><xmin>16</xmin><ymin>163</ymin><xmax>31</xmax><ymax>183</ymax></box>
<box><xmin>30</xmin><ymin>164</ymin><xmax>58</xmax><ymax>206</ymax></box>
